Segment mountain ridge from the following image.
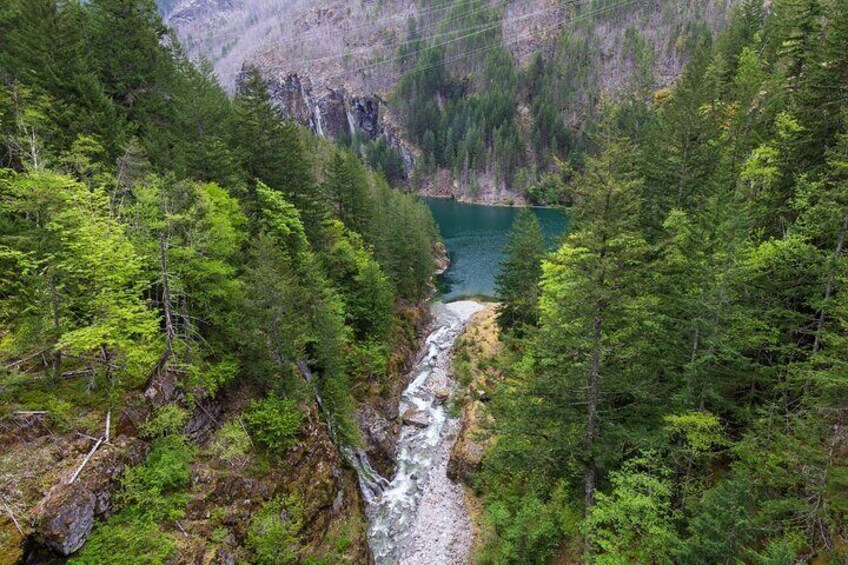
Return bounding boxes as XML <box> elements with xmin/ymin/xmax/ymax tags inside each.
<box><xmin>161</xmin><ymin>0</ymin><xmax>738</xmax><ymax>201</ymax></box>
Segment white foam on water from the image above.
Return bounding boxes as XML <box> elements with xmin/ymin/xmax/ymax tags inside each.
<box><xmin>364</xmin><ymin>300</ymin><xmax>484</xmax><ymax>564</ymax></box>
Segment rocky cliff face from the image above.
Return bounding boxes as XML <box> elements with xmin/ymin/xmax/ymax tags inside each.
<box><xmin>0</xmin><ymin>299</ymin><xmax>433</xmax><ymax>563</ymax></box>
<box><xmin>244</xmin><ymin>71</ymin><xmax>416</xmax><ymax>175</ymax></box>
<box><xmin>159</xmin><ymin>0</ymin><xmax>413</xmax><ymax>167</ymax></box>
<box><xmin>0</xmin><ymin>410</ymin><xmax>149</xmax><ymax>563</ymax></box>
<box><xmin>163</xmin><ymin>0</ymin><xmax>738</xmax><ymax>198</ymax></box>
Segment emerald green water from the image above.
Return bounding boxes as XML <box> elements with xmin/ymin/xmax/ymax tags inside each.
<box><xmin>423</xmin><ymin>198</ymin><xmax>569</xmax><ymax>300</ymax></box>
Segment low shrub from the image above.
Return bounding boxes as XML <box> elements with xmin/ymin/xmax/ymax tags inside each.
<box><xmin>141</xmin><ymin>404</ymin><xmax>189</xmax><ymax>439</ymax></box>
<box><xmin>212</xmin><ymin>418</ymin><xmax>251</xmax><ymax>462</ymax></box>
<box><xmin>72</xmin><ymin>432</ymin><xmax>195</xmax><ymax>564</ymax></box>
<box><xmin>70</xmin><ymin>514</ymin><xmax>175</xmax><ymax>565</ymax></box>
<box><xmin>120</xmin><ymin>434</ymin><xmax>195</xmax><ymax>521</ymax></box>
<box><xmin>247</xmin><ymin>495</ymin><xmax>303</xmax><ymax>565</ymax></box>
<box><xmin>245</xmin><ymin>394</ymin><xmax>304</xmax><ymax>454</ymax></box>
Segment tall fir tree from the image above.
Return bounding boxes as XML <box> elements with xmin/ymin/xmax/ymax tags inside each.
<box><xmin>495</xmin><ymin>207</ymin><xmax>546</xmax><ymax>334</ymax></box>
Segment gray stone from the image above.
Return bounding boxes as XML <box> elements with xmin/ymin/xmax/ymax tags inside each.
<box><xmin>33</xmin><ymin>483</ymin><xmax>96</xmax><ymax>555</ymax></box>
<box><xmin>402</xmin><ymin>409</ymin><xmax>430</xmax><ymax>428</ymax></box>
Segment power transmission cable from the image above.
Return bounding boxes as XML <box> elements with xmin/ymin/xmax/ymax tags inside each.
<box><xmin>217</xmin><ymin>0</ymin><xmax>637</xmax><ymax>80</ymax></box>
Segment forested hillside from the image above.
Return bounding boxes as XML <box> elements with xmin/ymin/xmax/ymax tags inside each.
<box><xmin>159</xmin><ymin>0</ymin><xmax>738</xmax><ymax>203</ymax></box>
<box><xmin>0</xmin><ymin>0</ymin><xmax>438</xmax><ymax>562</ymax></box>
<box><xmin>475</xmin><ymin>0</ymin><xmax>848</xmax><ymax>562</ymax></box>
<box><xmin>394</xmin><ymin>0</ymin><xmax>736</xmax><ymax>202</ymax></box>
<box><xmin>4</xmin><ymin>0</ymin><xmax>848</xmax><ymax>563</ymax></box>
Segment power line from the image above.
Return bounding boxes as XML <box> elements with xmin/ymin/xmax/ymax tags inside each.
<box><xmin>250</xmin><ymin>0</ymin><xmax>505</xmax><ymax>58</ymax></box>
<box><xmin>222</xmin><ymin>0</ymin><xmax>619</xmax><ymax>80</ymax></box>
<box><xmin>251</xmin><ymin>14</ymin><xmax>508</xmax><ymax>72</ymax></box>
<box><xmin>177</xmin><ymin>0</ymin><xmax>494</xmax><ymax>51</ymax></box>
<box><xmin>327</xmin><ymin>0</ymin><xmax>639</xmax><ymax>81</ymax></box>
<box><xmin>214</xmin><ymin>0</ymin><xmax>510</xmax><ymax>78</ymax></box>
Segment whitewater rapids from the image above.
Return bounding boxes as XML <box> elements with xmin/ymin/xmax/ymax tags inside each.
<box><xmin>366</xmin><ymin>300</ymin><xmax>484</xmax><ymax>564</ymax></box>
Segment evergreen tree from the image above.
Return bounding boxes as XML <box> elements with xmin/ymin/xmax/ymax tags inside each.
<box><xmin>0</xmin><ymin>170</ymin><xmax>159</xmax><ymax>390</ymax></box>
<box><xmin>234</xmin><ymin>67</ymin><xmax>327</xmax><ymax>239</ymax></box>
<box><xmin>584</xmin><ymin>455</ymin><xmax>681</xmax><ymax>563</ymax></box>
<box><xmin>323</xmin><ymin>150</ymin><xmax>372</xmax><ymax>236</ymax></box>
<box><xmin>495</xmin><ymin>208</ymin><xmax>546</xmax><ymax>334</ymax></box>
<box><xmin>89</xmin><ymin>0</ymin><xmax>169</xmax><ymax>123</ymax></box>
<box><xmin>126</xmin><ymin>175</ymin><xmax>246</xmax><ymax>392</ymax></box>
<box><xmin>637</xmin><ymin>48</ymin><xmax>721</xmax><ymax>236</ymax></box>
<box><xmin>535</xmin><ymin>142</ymin><xmax>650</xmax><ymax>524</ymax></box>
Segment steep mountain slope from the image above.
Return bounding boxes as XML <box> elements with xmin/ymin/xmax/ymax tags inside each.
<box><xmin>159</xmin><ymin>0</ymin><xmax>734</xmax><ymax>98</ymax></box>
<box><xmin>0</xmin><ymin>1</ymin><xmax>440</xmax><ymax>562</ymax></box>
<box><xmin>160</xmin><ymin>0</ymin><xmax>738</xmax><ymax>202</ymax></box>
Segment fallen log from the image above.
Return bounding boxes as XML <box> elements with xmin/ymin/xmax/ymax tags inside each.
<box><xmin>2</xmin><ymin>501</ymin><xmax>23</xmax><ymax>535</ymax></box>
<box><xmin>68</xmin><ymin>412</ymin><xmax>110</xmax><ymax>484</ymax></box>
<box><xmin>68</xmin><ymin>436</ymin><xmax>103</xmax><ymax>484</ymax></box>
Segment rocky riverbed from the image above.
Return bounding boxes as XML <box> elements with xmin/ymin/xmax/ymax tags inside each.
<box><xmin>365</xmin><ymin>300</ymin><xmax>484</xmax><ymax>564</ymax></box>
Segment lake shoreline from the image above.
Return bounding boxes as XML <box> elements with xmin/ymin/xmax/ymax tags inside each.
<box><xmin>423</xmin><ymin>198</ymin><xmax>569</xmax><ymax>300</ymax></box>
<box><xmin>421</xmin><ymin>192</ymin><xmax>569</xmax><ymax>212</ymax></box>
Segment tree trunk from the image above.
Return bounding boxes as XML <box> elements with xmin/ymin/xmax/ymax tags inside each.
<box><xmin>676</xmin><ymin>136</ymin><xmax>689</xmax><ymax>208</ymax></box>
<box><xmin>812</xmin><ymin>214</ymin><xmax>848</xmax><ymax>355</ymax></box>
<box><xmin>48</xmin><ymin>274</ymin><xmax>62</xmax><ymax>382</ymax></box>
<box><xmin>149</xmin><ymin>234</ymin><xmax>176</xmax><ymax>381</ymax></box>
<box><xmin>584</xmin><ymin>313</ymin><xmax>602</xmax><ymax>511</ymax></box>
<box><xmin>101</xmin><ymin>344</ymin><xmax>113</xmax><ymax>385</ymax></box>
<box><xmin>181</xmin><ymin>295</ymin><xmax>191</xmax><ymax>365</ymax></box>
<box><xmin>686</xmin><ymin>326</ymin><xmax>700</xmax><ymax>403</ymax></box>
<box><xmin>583</xmin><ymin>312</ymin><xmax>603</xmax><ymax>563</ymax></box>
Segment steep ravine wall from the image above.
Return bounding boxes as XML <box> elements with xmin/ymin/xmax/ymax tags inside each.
<box><xmin>0</xmin><ymin>302</ymin><xmax>432</xmax><ymax>563</ymax></box>
<box><xmin>0</xmin><ymin>373</ymin><xmax>371</xmax><ymax>563</ymax></box>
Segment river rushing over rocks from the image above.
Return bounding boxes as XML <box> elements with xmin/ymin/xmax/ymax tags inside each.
<box><xmin>362</xmin><ymin>300</ymin><xmax>484</xmax><ymax>564</ymax></box>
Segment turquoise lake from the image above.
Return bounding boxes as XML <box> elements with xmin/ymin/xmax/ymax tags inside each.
<box><xmin>423</xmin><ymin>198</ymin><xmax>570</xmax><ymax>301</ymax></box>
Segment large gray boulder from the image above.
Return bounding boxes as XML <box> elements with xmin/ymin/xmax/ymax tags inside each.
<box><xmin>32</xmin><ymin>483</ymin><xmax>96</xmax><ymax>555</ymax></box>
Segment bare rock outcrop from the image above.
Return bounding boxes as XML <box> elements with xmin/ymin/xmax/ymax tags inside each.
<box><xmin>447</xmin><ymin>400</ymin><xmax>489</xmax><ymax>486</ymax></box>
<box><xmin>237</xmin><ymin>69</ymin><xmax>416</xmax><ymax>177</ymax></box>
<box><xmin>446</xmin><ymin>305</ymin><xmax>500</xmax><ymax>486</ymax></box>
<box><xmin>181</xmin><ymin>401</ymin><xmax>372</xmax><ymax>563</ymax></box>
<box><xmin>358</xmin><ymin>402</ymin><xmax>399</xmax><ymax>477</ymax></box>
<box><xmin>24</xmin><ymin>437</ymin><xmax>146</xmax><ymax>555</ymax></box>
<box><xmin>32</xmin><ymin>483</ymin><xmax>97</xmax><ymax>555</ymax></box>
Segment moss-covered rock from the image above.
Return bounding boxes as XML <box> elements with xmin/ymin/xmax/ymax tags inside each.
<box><xmin>0</xmin><ymin>516</ymin><xmax>25</xmax><ymax>565</ymax></box>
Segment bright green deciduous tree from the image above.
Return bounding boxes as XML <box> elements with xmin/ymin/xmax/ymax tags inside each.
<box><xmin>0</xmin><ymin>170</ymin><xmax>158</xmax><ymax>390</ymax></box>
<box><xmin>584</xmin><ymin>455</ymin><xmax>680</xmax><ymax>564</ymax></box>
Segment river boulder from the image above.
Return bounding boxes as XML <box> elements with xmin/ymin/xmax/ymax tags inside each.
<box><xmin>402</xmin><ymin>409</ymin><xmax>430</xmax><ymax>428</ymax></box>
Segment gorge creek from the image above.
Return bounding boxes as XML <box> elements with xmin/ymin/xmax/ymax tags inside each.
<box><xmin>347</xmin><ymin>200</ymin><xmax>568</xmax><ymax>562</ymax></box>
<box><xmin>356</xmin><ymin>300</ymin><xmax>484</xmax><ymax>564</ymax></box>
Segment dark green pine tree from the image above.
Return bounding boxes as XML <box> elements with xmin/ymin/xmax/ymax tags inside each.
<box><xmin>0</xmin><ymin>0</ymin><xmax>126</xmax><ymax>160</ymax></box>
<box><xmin>788</xmin><ymin>0</ymin><xmax>848</xmax><ymax>176</ymax></box>
<box><xmin>323</xmin><ymin>150</ymin><xmax>373</xmax><ymax>236</ymax></box>
<box><xmin>495</xmin><ymin>207</ymin><xmax>546</xmax><ymax>334</ymax></box>
<box><xmin>234</xmin><ymin>67</ymin><xmax>327</xmax><ymax>241</ymax></box>
<box><xmin>89</xmin><ymin>0</ymin><xmax>169</xmax><ymax>123</ymax></box>
<box><xmin>637</xmin><ymin>47</ymin><xmax>721</xmax><ymax>237</ymax></box>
